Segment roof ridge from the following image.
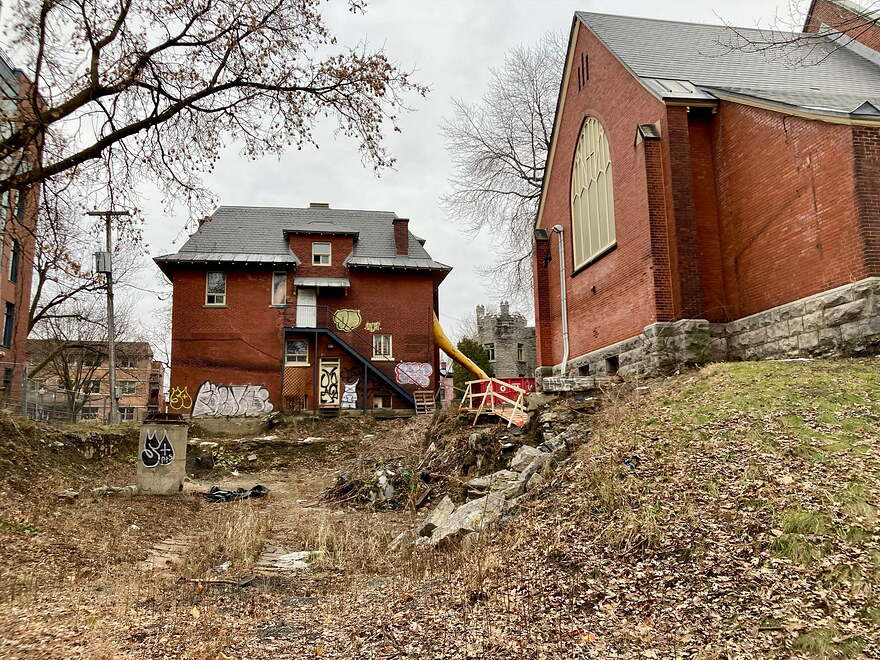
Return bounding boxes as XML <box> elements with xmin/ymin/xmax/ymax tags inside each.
<box><xmin>216</xmin><ymin>204</ymin><xmax>399</xmax><ymax>216</ymax></box>
<box><xmin>575</xmin><ymin>10</ymin><xmax>808</xmax><ymax>38</ymax></box>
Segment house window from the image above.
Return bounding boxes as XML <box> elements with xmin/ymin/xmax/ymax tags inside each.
<box><xmin>80</xmin><ymin>406</ymin><xmax>99</xmax><ymax>420</ymax></box>
<box><xmin>2</xmin><ymin>302</ymin><xmax>13</xmax><ymax>347</ymax></box>
<box><xmin>119</xmin><ymin>406</ymin><xmax>135</xmax><ymax>422</ymax></box>
<box><xmin>372</xmin><ymin>395</ymin><xmax>390</xmax><ymax>409</ymax></box>
<box><xmin>571</xmin><ymin>117</ymin><xmax>616</xmax><ymax>269</ymax></box>
<box><xmin>271</xmin><ymin>272</ymin><xmax>287</xmax><ymax>306</ymax></box>
<box><xmin>82</xmin><ymin>353</ymin><xmax>103</xmax><ymax>367</ymax></box>
<box><xmin>312</xmin><ymin>242</ymin><xmax>331</xmax><ymax>266</ymax></box>
<box><xmin>83</xmin><ymin>379</ymin><xmax>102</xmax><ymax>394</ymax></box>
<box><xmin>285</xmin><ymin>339</ymin><xmax>309</xmax><ymax>365</ymax></box>
<box><xmin>205</xmin><ymin>271</ymin><xmax>226</xmax><ymax>305</ymax></box>
<box><xmin>485</xmin><ymin>343</ymin><xmax>495</xmax><ymax>362</ymax></box>
<box><xmin>372</xmin><ymin>334</ymin><xmax>392</xmax><ymax>359</ymax></box>
<box><xmin>118</xmin><ymin>380</ymin><xmax>137</xmax><ymax>395</ymax></box>
<box><xmin>118</xmin><ymin>356</ymin><xmax>137</xmax><ymax>369</ymax></box>
<box><xmin>15</xmin><ymin>190</ymin><xmax>26</xmax><ymax>221</ymax></box>
<box><xmin>517</xmin><ymin>343</ymin><xmax>524</xmax><ymax>362</ymax></box>
<box><xmin>8</xmin><ymin>239</ymin><xmax>19</xmax><ymax>283</ymax></box>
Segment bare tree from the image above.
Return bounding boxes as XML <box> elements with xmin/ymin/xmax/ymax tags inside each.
<box><xmin>723</xmin><ymin>1</ymin><xmax>880</xmax><ymax>63</ymax></box>
<box><xmin>0</xmin><ymin>0</ymin><xmax>427</xmax><ymax>214</ymax></box>
<box><xmin>441</xmin><ymin>32</ymin><xmax>565</xmax><ymax>302</ymax></box>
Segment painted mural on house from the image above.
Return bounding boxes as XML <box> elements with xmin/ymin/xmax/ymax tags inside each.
<box><xmin>192</xmin><ymin>381</ymin><xmax>274</xmax><ymax>417</ymax></box>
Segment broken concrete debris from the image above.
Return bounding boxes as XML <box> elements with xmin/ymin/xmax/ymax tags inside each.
<box><xmin>392</xmin><ymin>417</ymin><xmax>574</xmax><ymax>552</ymax></box>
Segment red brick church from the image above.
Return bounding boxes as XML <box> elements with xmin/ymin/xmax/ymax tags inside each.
<box><xmin>533</xmin><ymin>0</ymin><xmax>880</xmax><ymax>384</ymax></box>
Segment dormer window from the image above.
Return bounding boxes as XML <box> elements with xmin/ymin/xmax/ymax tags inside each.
<box><xmin>312</xmin><ymin>242</ymin><xmax>331</xmax><ymax>266</ymax></box>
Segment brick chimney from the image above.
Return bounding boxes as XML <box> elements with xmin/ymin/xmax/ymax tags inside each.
<box><xmin>392</xmin><ymin>217</ymin><xmax>409</xmax><ymax>255</ymax></box>
<box><xmin>197</xmin><ymin>215</ymin><xmax>213</xmax><ymax>229</ymax></box>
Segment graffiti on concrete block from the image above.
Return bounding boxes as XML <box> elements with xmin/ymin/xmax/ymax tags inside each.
<box><xmin>394</xmin><ymin>362</ymin><xmax>433</xmax><ymax>388</ymax></box>
<box><xmin>332</xmin><ymin>309</ymin><xmax>362</xmax><ymax>332</ymax></box>
<box><xmin>168</xmin><ymin>386</ymin><xmax>192</xmax><ymax>410</ymax></box>
<box><xmin>192</xmin><ymin>381</ymin><xmax>274</xmax><ymax>417</ymax></box>
<box><xmin>341</xmin><ymin>380</ymin><xmax>359</xmax><ymax>409</ymax></box>
<box><xmin>364</xmin><ymin>321</ymin><xmax>381</xmax><ymax>332</ymax></box>
<box><xmin>141</xmin><ymin>430</ymin><xmax>174</xmax><ymax>468</ymax></box>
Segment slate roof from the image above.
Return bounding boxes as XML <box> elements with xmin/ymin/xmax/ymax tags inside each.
<box><xmin>154</xmin><ymin>206</ymin><xmax>451</xmax><ymax>273</ymax></box>
<box><xmin>576</xmin><ymin>11</ymin><xmax>880</xmax><ymax>115</ymax></box>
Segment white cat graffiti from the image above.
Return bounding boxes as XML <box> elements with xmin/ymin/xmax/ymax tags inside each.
<box><xmin>192</xmin><ymin>381</ymin><xmax>274</xmax><ymax>417</ymax></box>
<box><xmin>341</xmin><ymin>380</ymin><xmax>359</xmax><ymax>409</ymax></box>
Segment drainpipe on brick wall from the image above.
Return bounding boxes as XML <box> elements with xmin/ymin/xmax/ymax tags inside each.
<box><xmin>551</xmin><ymin>225</ymin><xmax>570</xmax><ymax>377</ymax></box>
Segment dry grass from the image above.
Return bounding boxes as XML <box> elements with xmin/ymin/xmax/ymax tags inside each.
<box><xmin>182</xmin><ymin>500</ymin><xmax>272</xmax><ymax>576</ymax></box>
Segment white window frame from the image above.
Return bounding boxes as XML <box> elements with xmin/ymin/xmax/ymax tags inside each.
<box><xmin>571</xmin><ymin>117</ymin><xmax>616</xmax><ymax>269</ymax></box>
<box><xmin>372</xmin><ymin>333</ymin><xmax>393</xmax><ymax>360</ymax></box>
<box><xmin>485</xmin><ymin>343</ymin><xmax>496</xmax><ymax>362</ymax></box>
<box><xmin>271</xmin><ymin>272</ymin><xmax>287</xmax><ymax>306</ymax></box>
<box><xmin>119</xmin><ymin>406</ymin><xmax>135</xmax><ymax>422</ymax></box>
<box><xmin>285</xmin><ymin>339</ymin><xmax>309</xmax><ymax>366</ymax></box>
<box><xmin>83</xmin><ymin>379</ymin><xmax>102</xmax><ymax>394</ymax></box>
<box><xmin>118</xmin><ymin>356</ymin><xmax>137</xmax><ymax>369</ymax></box>
<box><xmin>312</xmin><ymin>242</ymin><xmax>331</xmax><ymax>266</ymax></box>
<box><xmin>118</xmin><ymin>380</ymin><xmax>137</xmax><ymax>395</ymax></box>
<box><xmin>80</xmin><ymin>406</ymin><xmax>99</xmax><ymax>420</ymax></box>
<box><xmin>205</xmin><ymin>271</ymin><xmax>227</xmax><ymax>306</ymax></box>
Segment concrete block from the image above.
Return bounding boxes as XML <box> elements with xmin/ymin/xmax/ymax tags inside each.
<box><xmin>797</xmin><ymin>332</ymin><xmax>820</xmax><ymax>352</ymax></box>
<box><xmin>825</xmin><ymin>299</ymin><xmax>866</xmax><ymax>326</ymax></box>
<box><xmin>137</xmin><ymin>421</ymin><xmax>188</xmax><ymax>496</ymax></box>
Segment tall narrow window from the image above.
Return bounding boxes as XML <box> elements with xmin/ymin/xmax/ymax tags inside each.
<box><xmin>571</xmin><ymin>117</ymin><xmax>616</xmax><ymax>269</ymax></box>
<box><xmin>271</xmin><ymin>272</ymin><xmax>287</xmax><ymax>305</ymax></box>
<box><xmin>8</xmin><ymin>239</ymin><xmax>19</xmax><ymax>283</ymax></box>
<box><xmin>15</xmin><ymin>190</ymin><xmax>26</xmax><ymax>221</ymax></box>
<box><xmin>2</xmin><ymin>302</ymin><xmax>13</xmax><ymax>347</ymax></box>
<box><xmin>312</xmin><ymin>242</ymin><xmax>331</xmax><ymax>266</ymax></box>
<box><xmin>517</xmin><ymin>343</ymin><xmax>524</xmax><ymax>362</ymax></box>
<box><xmin>205</xmin><ymin>271</ymin><xmax>226</xmax><ymax>305</ymax></box>
<box><xmin>485</xmin><ymin>343</ymin><xmax>496</xmax><ymax>362</ymax></box>
<box><xmin>372</xmin><ymin>334</ymin><xmax>392</xmax><ymax>359</ymax></box>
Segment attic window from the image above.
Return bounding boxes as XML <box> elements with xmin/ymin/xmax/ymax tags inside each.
<box><xmin>312</xmin><ymin>242</ymin><xmax>331</xmax><ymax>266</ymax></box>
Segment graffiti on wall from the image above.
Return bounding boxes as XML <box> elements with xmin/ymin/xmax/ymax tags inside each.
<box><xmin>192</xmin><ymin>381</ymin><xmax>274</xmax><ymax>417</ymax></box>
<box><xmin>341</xmin><ymin>380</ymin><xmax>359</xmax><ymax>408</ymax></box>
<box><xmin>394</xmin><ymin>362</ymin><xmax>433</xmax><ymax>388</ymax></box>
<box><xmin>364</xmin><ymin>321</ymin><xmax>381</xmax><ymax>332</ymax></box>
<box><xmin>332</xmin><ymin>309</ymin><xmax>362</xmax><ymax>332</ymax></box>
<box><xmin>168</xmin><ymin>386</ymin><xmax>192</xmax><ymax>410</ymax></box>
<box><xmin>141</xmin><ymin>430</ymin><xmax>174</xmax><ymax>468</ymax></box>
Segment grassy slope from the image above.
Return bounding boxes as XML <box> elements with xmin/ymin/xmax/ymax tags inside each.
<box><xmin>298</xmin><ymin>359</ymin><xmax>880</xmax><ymax>658</ymax></box>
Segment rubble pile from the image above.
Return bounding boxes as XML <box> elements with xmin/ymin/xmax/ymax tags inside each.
<box><xmin>390</xmin><ymin>401</ymin><xmax>593</xmax><ymax>552</ymax></box>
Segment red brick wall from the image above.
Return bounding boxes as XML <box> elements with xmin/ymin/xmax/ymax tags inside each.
<box><xmin>168</xmin><ymin>264</ymin><xmax>438</xmax><ymax>414</ymax></box>
<box><xmin>712</xmin><ymin>102</ymin><xmax>865</xmax><ymax>318</ymax></box>
<box><xmin>804</xmin><ymin>0</ymin><xmax>880</xmax><ymax>50</ymax></box>
<box><xmin>852</xmin><ymin>126</ymin><xmax>880</xmax><ymax>276</ymax></box>
<box><xmin>534</xmin><ymin>21</ymin><xmax>669</xmax><ymax>368</ymax></box>
<box><xmin>287</xmin><ymin>233</ymin><xmax>354</xmax><ymax>278</ymax></box>
<box><xmin>688</xmin><ymin>111</ymin><xmax>728</xmax><ymax>322</ymax></box>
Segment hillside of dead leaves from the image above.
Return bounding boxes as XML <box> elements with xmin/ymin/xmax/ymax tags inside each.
<box><xmin>0</xmin><ymin>358</ymin><xmax>878</xmax><ymax>658</ymax></box>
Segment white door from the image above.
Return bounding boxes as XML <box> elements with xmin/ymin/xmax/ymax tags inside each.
<box><xmin>296</xmin><ymin>287</ymin><xmax>316</xmax><ymax>327</ymax></box>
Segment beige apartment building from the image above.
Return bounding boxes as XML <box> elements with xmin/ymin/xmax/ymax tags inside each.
<box><xmin>26</xmin><ymin>340</ymin><xmax>164</xmax><ymax>423</ymax></box>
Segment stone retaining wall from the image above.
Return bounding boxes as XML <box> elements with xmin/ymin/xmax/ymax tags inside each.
<box><xmin>538</xmin><ymin>277</ymin><xmax>880</xmax><ymax>389</ymax></box>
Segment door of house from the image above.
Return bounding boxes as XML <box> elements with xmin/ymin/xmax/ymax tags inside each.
<box><xmin>296</xmin><ymin>287</ymin><xmax>316</xmax><ymax>327</ymax></box>
<box><xmin>318</xmin><ymin>358</ymin><xmax>341</xmax><ymax>408</ymax></box>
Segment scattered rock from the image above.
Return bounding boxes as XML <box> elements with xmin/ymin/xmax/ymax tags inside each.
<box><xmin>389</xmin><ymin>529</ymin><xmax>416</xmax><ymax>552</ymax></box>
<box><xmin>417</xmin><ymin>495</ymin><xmax>455</xmax><ymax>536</ymax></box>
<box><xmin>368</xmin><ymin>469</ymin><xmax>396</xmax><ymax>503</ymax></box>
<box><xmin>247</xmin><ymin>454</ymin><xmax>258</xmax><ymax>462</ymax></box>
<box><xmin>430</xmin><ymin>493</ymin><xmax>506</xmax><ymax>545</ymax></box>
<box><xmin>300</xmin><ymin>437</ymin><xmax>325</xmax><ymax>445</ymax></box>
<box><xmin>265</xmin><ymin>550</ymin><xmax>326</xmax><ymax>570</ymax></box>
<box><xmin>467</xmin><ymin>470</ymin><xmax>523</xmax><ymax>499</ymax></box>
<box><xmin>91</xmin><ymin>484</ymin><xmax>138</xmax><ymax>497</ymax></box>
<box><xmin>57</xmin><ymin>489</ymin><xmax>79</xmax><ymax>500</ymax></box>
<box><xmin>526</xmin><ymin>472</ymin><xmax>545</xmax><ymax>491</ymax></box>
<box><xmin>510</xmin><ymin>445</ymin><xmax>544</xmax><ymax>471</ymax></box>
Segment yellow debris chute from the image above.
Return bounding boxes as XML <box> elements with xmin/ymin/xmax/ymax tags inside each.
<box><xmin>433</xmin><ymin>313</ymin><xmax>489</xmax><ymax>380</ymax></box>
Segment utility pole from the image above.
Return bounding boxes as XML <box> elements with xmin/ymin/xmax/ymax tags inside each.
<box><xmin>88</xmin><ymin>209</ymin><xmax>130</xmax><ymax>425</ymax></box>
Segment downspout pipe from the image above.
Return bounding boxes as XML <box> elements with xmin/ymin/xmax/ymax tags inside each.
<box><xmin>551</xmin><ymin>225</ymin><xmax>570</xmax><ymax>377</ymax></box>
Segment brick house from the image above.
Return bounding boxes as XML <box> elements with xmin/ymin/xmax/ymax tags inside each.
<box><xmin>0</xmin><ymin>51</ymin><xmax>39</xmax><ymax>402</ymax></box>
<box><xmin>533</xmin><ymin>0</ymin><xmax>880</xmax><ymax>384</ymax></box>
<box><xmin>26</xmin><ymin>340</ymin><xmax>164</xmax><ymax>422</ymax></box>
<box><xmin>475</xmin><ymin>302</ymin><xmax>536</xmax><ymax>379</ymax></box>
<box><xmin>155</xmin><ymin>204</ymin><xmax>450</xmax><ymax>416</ymax></box>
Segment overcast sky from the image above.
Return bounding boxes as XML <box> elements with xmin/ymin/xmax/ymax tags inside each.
<box><xmin>132</xmin><ymin>0</ymin><xmax>800</xmax><ymax>340</ymax></box>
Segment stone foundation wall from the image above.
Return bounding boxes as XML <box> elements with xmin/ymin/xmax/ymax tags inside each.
<box><xmin>538</xmin><ymin>277</ymin><xmax>880</xmax><ymax>389</ymax></box>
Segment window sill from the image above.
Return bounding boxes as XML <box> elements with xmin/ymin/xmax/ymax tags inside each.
<box><xmin>372</xmin><ymin>356</ymin><xmax>395</xmax><ymax>361</ymax></box>
<box><xmin>285</xmin><ymin>362</ymin><xmax>310</xmax><ymax>367</ymax></box>
<box><xmin>312</xmin><ymin>263</ymin><xmax>331</xmax><ymax>267</ymax></box>
<box><xmin>203</xmin><ymin>304</ymin><xmax>227</xmax><ymax>308</ymax></box>
<box><xmin>571</xmin><ymin>242</ymin><xmax>617</xmax><ymax>277</ymax></box>
<box><xmin>270</xmin><ymin>304</ymin><xmax>289</xmax><ymax>308</ymax></box>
